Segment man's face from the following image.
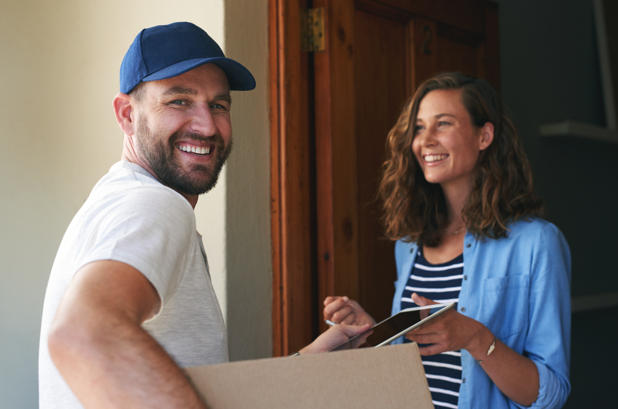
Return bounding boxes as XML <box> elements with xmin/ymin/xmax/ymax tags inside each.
<box><xmin>132</xmin><ymin>63</ymin><xmax>233</xmax><ymax>196</ymax></box>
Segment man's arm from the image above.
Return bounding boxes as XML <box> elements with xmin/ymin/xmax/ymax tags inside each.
<box><xmin>48</xmin><ymin>260</ymin><xmax>206</xmax><ymax>409</ymax></box>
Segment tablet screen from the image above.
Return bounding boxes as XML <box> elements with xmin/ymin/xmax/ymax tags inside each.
<box><xmin>329</xmin><ymin>303</ymin><xmax>453</xmax><ymax>352</ymax></box>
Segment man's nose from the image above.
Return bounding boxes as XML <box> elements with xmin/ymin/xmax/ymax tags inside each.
<box><xmin>189</xmin><ymin>105</ymin><xmax>217</xmax><ymax>136</ymax></box>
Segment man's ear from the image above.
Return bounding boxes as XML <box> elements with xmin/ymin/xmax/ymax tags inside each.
<box><xmin>478</xmin><ymin>122</ymin><xmax>494</xmax><ymax>151</ymax></box>
<box><xmin>113</xmin><ymin>93</ymin><xmax>135</xmax><ymax>136</ymax></box>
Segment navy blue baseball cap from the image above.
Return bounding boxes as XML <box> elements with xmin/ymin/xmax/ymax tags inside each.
<box><xmin>120</xmin><ymin>22</ymin><xmax>256</xmax><ymax>94</ymax></box>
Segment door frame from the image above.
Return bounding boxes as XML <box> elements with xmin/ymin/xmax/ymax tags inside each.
<box><xmin>269</xmin><ymin>0</ymin><xmax>314</xmax><ymax>356</ymax></box>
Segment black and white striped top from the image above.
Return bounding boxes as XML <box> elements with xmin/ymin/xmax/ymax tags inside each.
<box><xmin>401</xmin><ymin>249</ymin><xmax>463</xmax><ymax>409</ymax></box>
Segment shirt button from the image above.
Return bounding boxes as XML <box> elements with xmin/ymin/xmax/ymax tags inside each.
<box><xmin>466</xmin><ymin>243</ymin><xmax>471</xmax><ymax>248</ymax></box>
<box><xmin>464</xmin><ymin>275</ymin><xmax>468</xmax><ymax>280</ymax></box>
<box><xmin>462</xmin><ymin>378</ymin><xmax>466</xmax><ymax>383</ymax></box>
<box><xmin>461</xmin><ymin>307</ymin><xmax>466</xmax><ymax>312</ymax></box>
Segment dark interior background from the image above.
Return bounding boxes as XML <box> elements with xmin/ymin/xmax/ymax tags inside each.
<box><xmin>494</xmin><ymin>0</ymin><xmax>617</xmax><ymax>406</ymax></box>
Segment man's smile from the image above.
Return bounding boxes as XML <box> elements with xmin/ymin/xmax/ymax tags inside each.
<box><xmin>176</xmin><ymin>143</ymin><xmax>212</xmax><ymax>155</ymax></box>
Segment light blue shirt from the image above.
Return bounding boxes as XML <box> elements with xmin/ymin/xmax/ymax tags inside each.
<box><xmin>391</xmin><ymin>219</ymin><xmax>571</xmax><ymax>409</ymax></box>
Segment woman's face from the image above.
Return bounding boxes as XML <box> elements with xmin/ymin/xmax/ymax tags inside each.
<box><xmin>412</xmin><ymin>89</ymin><xmax>493</xmax><ymax>191</ymax></box>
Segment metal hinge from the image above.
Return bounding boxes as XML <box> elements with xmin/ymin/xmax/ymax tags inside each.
<box><xmin>301</xmin><ymin>7</ymin><xmax>325</xmax><ymax>52</ymax></box>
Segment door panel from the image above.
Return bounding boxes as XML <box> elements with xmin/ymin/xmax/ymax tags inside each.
<box><xmin>437</xmin><ymin>29</ymin><xmax>485</xmax><ymax>78</ymax></box>
<box><xmin>355</xmin><ymin>9</ymin><xmax>407</xmax><ymax>325</ymax></box>
<box><xmin>437</xmin><ymin>36</ymin><xmax>480</xmax><ymax>77</ymax></box>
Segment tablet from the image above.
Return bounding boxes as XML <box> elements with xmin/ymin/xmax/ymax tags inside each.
<box><xmin>329</xmin><ymin>302</ymin><xmax>456</xmax><ymax>352</ymax></box>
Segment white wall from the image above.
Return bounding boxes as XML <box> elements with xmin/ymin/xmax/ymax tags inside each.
<box><xmin>0</xmin><ymin>0</ymin><xmax>271</xmax><ymax>406</ymax></box>
<box><xmin>224</xmin><ymin>0</ymin><xmax>272</xmax><ymax>361</ymax></box>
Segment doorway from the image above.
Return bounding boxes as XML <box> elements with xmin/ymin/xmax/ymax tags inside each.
<box><xmin>270</xmin><ymin>0</ymin><xmax>500</xmax><ymax>355</ymax></box>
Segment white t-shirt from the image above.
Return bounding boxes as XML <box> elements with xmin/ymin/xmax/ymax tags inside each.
<box><xmin>38</xmin><ymin>161</ymin><xmax>228</xmax><ymax>409</ymax></box>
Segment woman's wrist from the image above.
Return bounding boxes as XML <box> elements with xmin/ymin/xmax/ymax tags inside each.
<box><xmin>466</xmin><ymin>323</ymin><xmax>496</xmax><ymax>361</ymax></box>
<box><xmin>476</xmin><ymin>336</ymin><xmax>497</xmax><ymax>364</ymax></box>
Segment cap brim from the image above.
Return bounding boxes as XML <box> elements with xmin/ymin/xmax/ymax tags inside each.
<box><xmin>142</xmin><ymin>57</ymin><xmax>256</xmax><ymax>91</ymax></box>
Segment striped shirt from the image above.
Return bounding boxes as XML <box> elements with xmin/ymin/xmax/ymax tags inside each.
<box><xmin>401</xmin><ymin>249</ymin><xmax>463</xmax><ymax>409</ymax></box>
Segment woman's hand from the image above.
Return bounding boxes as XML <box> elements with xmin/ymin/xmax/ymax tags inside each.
<box><xmin>405</xmin><ymin>293</ymin><xmax>493</xmax><ymax>358</ymax></box>
<box><xmin>299</xmin><ymin>323</ymin><xmax>372</xmax><ymax>354</ymax></box>
<box><xmin>323</xmin><ymin>296</ymin><xmax>376</xmax><ymax>326</ymax></box>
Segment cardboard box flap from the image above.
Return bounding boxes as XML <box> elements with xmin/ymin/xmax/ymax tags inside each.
<box><xmin>186</xmin><ymin>342</ymin><xmax>434</xmax><ymax>409</ymax></box>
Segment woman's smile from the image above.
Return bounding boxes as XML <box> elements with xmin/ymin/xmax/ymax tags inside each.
<box><xmin>422</xmin><ymin>153</ymin><xmax>449</xmax><ymax>165</ymax></box>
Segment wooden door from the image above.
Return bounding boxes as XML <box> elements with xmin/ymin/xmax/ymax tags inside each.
<box><xmin>270</xmin><ymin>0</ymin><xmax>499</xmax><ymax>355</ymax></box>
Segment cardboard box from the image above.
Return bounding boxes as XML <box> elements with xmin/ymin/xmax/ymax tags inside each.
<box><xmin>186</xmin><ymin>342</ymin><xmax>434</xmax><ymax>409</ymax></box>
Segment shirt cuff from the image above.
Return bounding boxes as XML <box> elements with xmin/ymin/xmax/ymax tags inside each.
<box><xmin>526</xmin><ymin>360</ymin><xmax>570</xmax><ymax>409</ymax></box>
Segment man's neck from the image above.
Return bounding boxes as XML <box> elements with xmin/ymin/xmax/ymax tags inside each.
<box><xmin>120</xmin><ymin>149</ymin><xmax>198</xmax><ymax>209</ymax></box>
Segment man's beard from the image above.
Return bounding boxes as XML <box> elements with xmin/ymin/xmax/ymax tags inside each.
<box><xmin>136</xmin><ymin>119</ymin><xmax>233</xmax><ymax>196</ymax></box>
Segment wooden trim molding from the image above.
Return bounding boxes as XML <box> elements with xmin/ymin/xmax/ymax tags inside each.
<box><xmin>269</xmin><ymin>0</ymin><xmax>314</xmax><ymax>357</ymax></box>
<box><xmin>313</xmin><ymin>0</ymin><xmax>361</xmax><ymax>333</ymax></box>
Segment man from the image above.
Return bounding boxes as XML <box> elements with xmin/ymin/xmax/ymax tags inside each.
<box><xmin>39</xmin><ymin>22</ymin><xmax>368</xmax><ymax>408</ymax></box>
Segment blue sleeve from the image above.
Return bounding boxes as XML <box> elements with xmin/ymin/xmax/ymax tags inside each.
<box><xmin>392</xmin><ymin>240</ymin><xmax>415</xmax><ymax>315</ymax></box>
<box><xmin>391</xmin><ymin>240</ymin><xmax>417</xmax><ymax>345</ymax></box>
<box><xmin>524</xmin><ymin>223</ymin><xmax>571</xmax><ymax>409</ymax></box>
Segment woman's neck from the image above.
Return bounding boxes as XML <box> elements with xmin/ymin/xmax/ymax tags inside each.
<box><xmin>423</xmin><ymin>180</ymin><xmax>472</xmax><ymax>264</ymax></box>
<box><xmin>441</xmin><ymin>177</ymin><xmax>474</xmax><ymax>230</ymax></box>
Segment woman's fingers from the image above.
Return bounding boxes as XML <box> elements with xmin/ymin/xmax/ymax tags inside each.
<box><xmin>323</xmin><ymin>295</ymin><xmax>348</xmax><ymax>307</ymax></box>
<box><xmin>411</xmin><ymin>292</ymin><xmax>438</xmax><ymax>305</ymax></box>
<box><xmin>331</xmin><ymin>305</ymin><xmax>355</xmax><ymax>324</ymax></box>
<box><xmin>411</xmin><ymin>293</ymin><xmax>438</xmax><ymax>319</ymax></box>
<box><xmin>340</xmin><ymin>311</ymin><xmax>357</xmax><ymax>325</ymax></box>
<box><xmin>406</xmin><ymin>329</ymin><xmax>442</xmax><ymax>344</ymax></box>
<box><xmin>323</xmin><ymin>296</ymin><xmax>377</xmax><ymax>326</ymax></box>
<box><xmin>406</xmin><ymin>310</ymin><xmax>483</xmax><ymax>356</ymax></box>
<box><xmin>417</xmin><ymin>343</ymin><xmax>447</xmax><ymax>356</ymax></box>
<box><xmin>323</xmin><ymin>296</ymin><xmax>354</xmax><ymax>322</ymax></box>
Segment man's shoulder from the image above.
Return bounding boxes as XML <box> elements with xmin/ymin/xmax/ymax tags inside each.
<box><xmin>94</xmin><ymin>161</ymin><xmax>165</xmax><ymax>194</ymax></box>
<box><xmin>91</xmin><ymin>161</ymin><xmax>192</xmax><ymax>215</ymax></box>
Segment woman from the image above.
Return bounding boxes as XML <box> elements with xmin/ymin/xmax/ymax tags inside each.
<box><xmin>324</xmin><ymin>73</ymin><xmax>570</xmax><ymax>409</ymax></box>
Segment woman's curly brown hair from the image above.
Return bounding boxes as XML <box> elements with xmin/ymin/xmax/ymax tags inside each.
<box><xmin>378</xmin><ymin>72</ymin><xmax>544</xmax><ymax>246</ymax></box>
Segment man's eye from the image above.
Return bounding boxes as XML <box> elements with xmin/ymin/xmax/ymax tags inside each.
<box><xmin>171</xmin><ymin>100</ymin><xmax>186</xmax><ymax>106</ymax></box>
<box><xmin>211</xmin><ymin>103</ymin><xmax>226</xmax><ymax>110</ymax></box>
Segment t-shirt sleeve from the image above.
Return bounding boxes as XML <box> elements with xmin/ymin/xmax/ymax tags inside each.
<box><xmin>75</xmin><ymin>186</ymin><xmax>195</xmax><ymax>309</ymax></box>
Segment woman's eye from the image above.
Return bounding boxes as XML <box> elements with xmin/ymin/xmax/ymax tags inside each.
<box><xmin>438</xmin><ymin>121</ymin><xmax>451</xmax><ymax>126</ymax></box>
<box><xmin>414</xmin><ymin>125</ymin><xmax>424</xmax><ymax>134</ymax></box>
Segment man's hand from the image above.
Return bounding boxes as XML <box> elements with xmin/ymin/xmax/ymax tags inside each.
<box><xmin>299</xmin><ymin>323</ymin><xmax>372</xmax><ymax>355</ymax></box>
<box><xmin>48</xmin><ymin>260</ymin><xmax>206</xmax><ymax>409</ymax></box>
<box><xmin>323</xmin><ymin>296</ymin><xmax>376</xmax><ymax>326</ymax></box>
